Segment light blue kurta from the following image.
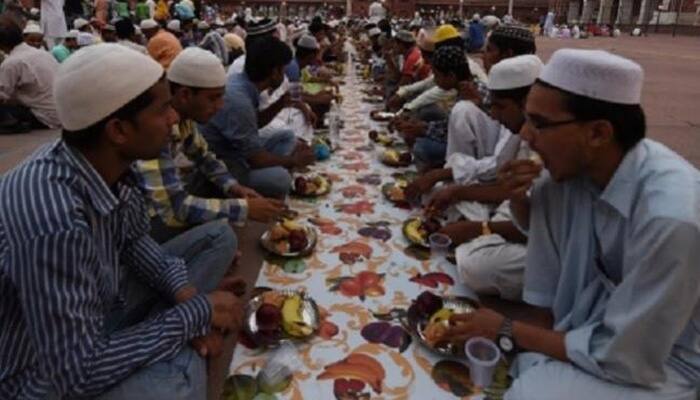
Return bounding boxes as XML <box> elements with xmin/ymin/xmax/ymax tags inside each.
<box><xmin>511</xmin><ymin>139</ymin><xmax>700</xmax><ymax>397</ymax></box>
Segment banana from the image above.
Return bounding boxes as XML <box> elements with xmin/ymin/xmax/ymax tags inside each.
<box><xmin>281</xmin><ymin>295</ymin><xmax>312</xmax><ymax>337</ymax></box>
<box><xmin>429</xmin><ymin>308</ymin><xmax>454</xmax><ymax>326</ymax></box>
<box><xmin>345</xmin><ymin>353</ymin><xmax>386</xmax><ymax>381</ymax></box>
<box><xmin>317</xmin><ymin>360</ymin><xmax>383</xmax><ymax>393</ymax></box>
<box><xmin>384</xmin><ymin>150</ymin><xmax>399</xmax><ymax>163</ymax></box>
<box><xmin>282</xmin><ymin>219</ymin><xmax>303</xmax><ymax>232</ymax></box>
<box><xmin>403</xmin><ymin>219</ymin><xmax>425</xmax><ymax>244</ymax></box>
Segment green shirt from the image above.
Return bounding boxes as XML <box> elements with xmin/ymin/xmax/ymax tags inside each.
<box><xmin>51</xmin><ymin>45</ymin><xmax>71</xmax><ymax>63</ymax></box>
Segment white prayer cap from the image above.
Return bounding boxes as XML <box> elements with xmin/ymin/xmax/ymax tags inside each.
<box><xmin>54</xmin><ymin>44</ymin><xmax>164</xmax><ymax>131</ymax></box>
<box><xmin>65</xmin><ymin>29</ymin><xmax>79</xmax><ymax>39</ymax></box>
<box><xmin>488</xmin><ymin>55</ymin><xmax>543</xmax><ymax>91</ymax></box>
<box><xmin>77</xmin><ymin>32</ymin><xmax>95</xmax><ymax>46</ymax></box>
<box><xmin>296</xmin><ymin>34</ymin><xmax>319</xmax><ymax>50</ymax></box>
<box><xmin>167</xmin><ymin>47</ymin><xmax>225</xmax><ymax>88</ymax></box>
<box><xmin>368</xmin><ymin>27</ymin><xmax>381</xmax><ymax>37</ymax></box>
<box><xmin>197</xmin><ymin>21</ymin><xmax>210</xmax><ymax>30</ymax></box>
<box><xmin>74</xmin><ymin>18</ymin><xmax>89</xmax><ymax>30</ymax></box>
<box><xmin>23</xmin><ymin>23</ymin><xmax>43</xmax><ymax>35</ymax></box>
<box><xmin>539</xmin><ymin>48</ymin><xmax>643</xmax><ymax>105</ymax></box>
<box><xmin>30</xmin><ymin>8</ymin><xmax>39</xmax><ymax>15</ymax></box>
<box><xmin>167</xmin><ymin>19</ymin><xmax>181</xmax><ymax>32</ymax></box>
<box><xmin>140</xmin><ymin>19</ymin><xmax>158</xmax><ymax>30</ymax></box>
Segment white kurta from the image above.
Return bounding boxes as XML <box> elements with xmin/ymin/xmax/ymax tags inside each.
<box><xmin>40</xmin><ymin>0</ymin><xmax>67</xmax><ymax>43</ymax></box>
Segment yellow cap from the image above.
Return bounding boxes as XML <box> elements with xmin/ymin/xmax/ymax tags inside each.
<box><xmin>433</xmin><ymin>24</ymin><xmax>460</xmax><ymax>43</ymax></box>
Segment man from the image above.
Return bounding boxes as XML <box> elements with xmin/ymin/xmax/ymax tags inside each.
<box><xmin>426</xmin><ymin>55</ymin><xmax>543</xmax><ymax>301</ymax></box>
<box><xmin>101</xmin><ymin>23</ymin><xmax>117</xmax><ymax>42</ymax></box>
<box><xmin>198</xmin><ymin>22</ymin><xmax>228</xmax><ymax>65</ymax></box>
<box><xmin>115</xmin><ymin>18</ymin><xmax>148</xmax><ymax>54</ymax></box>
<box><xmin>0</xmin><ymin>44</ymin><xmax>243</xmax><ymax>399</ymax></box>
<box><xmin>0</xmin><ymin>17</ymin><xmax>60</xmax><ymax>133</ymax></box>
<box><xmin>394</xmin><ymin>30</ymin><xmax>430</xmax><ymax>86</ymax></box>
<box><xmin>40</xmin><ymin>0</ymin><xmax>67</xmax><ymax>47</ymax></box>
<box><xmin>449</xmin><ymin>49</ymin><xmax>700</xmax><ymax>399</ymax></box>
<box><xmin>202</xmin><ymin>37</ymin><xmax>315</xmax><ymax>198</ymax></box>
<box><xmin>22</xmin><ymin>22</ymin><xmax>44</xmax><ymax>48</ymax></box>
<box><xmin>140</xmin><ymin>18</ymin><xmax>160</xmax><ymax>40</ymax></box>
<box><xmin>135</xmin><ymin>48</ymin><xmax>285</xmax><ymax>242</ymax></box>
<box><xmin>146</xmin><ymin>19</ymin><xmax>183</xmax><ymax>68</ymax></box>
<box><xmin>368</xmin><ymin>0</ymin><xmax>387</xmax><ymax>19</ymax></box>
<box><xmin>405</xmin><ymin>25</ymin><xmax>537</xmax><ymax>191</ymax></box>
<box><xmin>51</xmin><ymin>29</ymin><xmax>79</xmax><ymax>62</ymax></box>
<box><xmin>468</xmin><ymin>14</ymin><xmax>485</xmax><ymax>52</ymax></box>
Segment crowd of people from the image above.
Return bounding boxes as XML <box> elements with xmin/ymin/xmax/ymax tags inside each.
<box><xmin>0</xmin><ymin>2</ymin><xmax>698</xmax><ymax>399</ymax></box>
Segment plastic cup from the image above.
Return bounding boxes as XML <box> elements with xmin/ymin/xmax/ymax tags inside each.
<box><xmin>258</xmin><ymin>342</ymin><xmax>300</xmax><ymax>392</ymax></box>
<box><xmin>465</xmin><ymin>337</ymin><xmax>501</xmax><ymax>388</ymax></box>
<box><xmin>429</xmin><ymin>233</ymin><xmax>451</xmax><ymax>258</ymax></box>
<box><xmin>289</xmin><ymin>82</ymin><xmax>302</xmax><ymax>102</ymax></box>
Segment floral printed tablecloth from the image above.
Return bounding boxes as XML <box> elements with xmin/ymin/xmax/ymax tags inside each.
<box><xmin>228</xmin><ymin>61</ymin><xmax>504</xmax><ymax>400</ymax></box>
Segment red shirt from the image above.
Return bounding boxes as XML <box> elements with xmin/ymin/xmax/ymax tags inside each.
<box><xmin>402</xmin><ymin>46</ymin><xmax>431</xmax><ymax>81</ymax></box>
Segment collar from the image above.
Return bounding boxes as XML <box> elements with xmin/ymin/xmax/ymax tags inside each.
<box><xmin>59</xmin><ymin>140</ymin><xmax>130</xmax><ymax>216</ymax></box>
<box><xmin>9</xmin><ymin>42</ymin><xmax>31</xmax><ymax>56</ymax></box>
<box><xmin>597</xmin><ymin>141</ymin><xmax>647</xmax><ymax>218</ymax></box>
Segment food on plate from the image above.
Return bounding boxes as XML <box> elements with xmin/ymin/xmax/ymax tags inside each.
<box><xmin>382</xmin><ymin>180</ymin><xmax>408</xmax><ymax>203</ymax></box>
<box><xmin>317</xmin><ymin>353</ymin><xmax>386</xmax><ymax>394</ymax></box>
<box><xmin>382</xmin><ymin>149</ymin><xmax>412</xmax><ymax>166</ymax></box>
<box><xmin>368</xmin><ymin>130</ymin><xmax>394</xmax><ymax>146</ymax></box>
<box><xmin>266</xmin><ymin>219</ymin><xmax>310</xmax><ymax>254</ymax></box>
<box><xmin>251</xmin><ymin>292</ymin><xmax>316</xmax><ymax>346</ymax></box>
<box><xmin>370</xmin><ymin>110</ymin><xmax>395</xmax><ymax>121</ymax></box>
<box><xmin>403</xmin><ymin>217</ymin><xmax>441</xmax><ymax>246</ymax></box>
<box><xmin>293</xmin><ymin>175</ymin><xmax>331</xmax><ymax>196</ymax></box>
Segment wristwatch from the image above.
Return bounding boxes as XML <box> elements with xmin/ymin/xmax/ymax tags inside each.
<box><xmin>496</xmin><ymin>318</ymin><xmax>517</xmax><ymax>356</ymax></box>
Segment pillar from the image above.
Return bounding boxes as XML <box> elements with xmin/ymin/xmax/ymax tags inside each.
<box><xmin>581</xmin><ymin>0</ymin><xmax>598</xmax><ymax>22</ymax></box>
<box><xmin>567</xmin><ymin>1</ymin><xmax>582</xmax><ymax>22</ymax></box>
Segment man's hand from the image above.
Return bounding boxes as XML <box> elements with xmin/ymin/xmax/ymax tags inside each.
<box><xmin>386</xmin><ymin>94</ymin><xmax>404</xmax><ymax>112</ymax></box>
<box><xmin>424</xmin><ymin>185</ymin><xmax>459</xmax><ymax>216</ymax></box>
<box><xmin>191</xmin><ymin>330</ymin><xmax>224</xmax><ymax>358</ymax></box>
<box><xmin>217</xmin><ymin>275</ymin><xmax>247</xmax><ymax>297</ymax></box>
<box><xmin>443</xmin><ymin>308</ymin><xmax>505</xmax><ymax>343</ymax></box>
<box><xmin>292</xmin><ymin>101</ymin><xmax>318</xmax><ymax>126</ymax></box>
<box><xmin>498</xmin><ymin>160</ymin><xmax>542</xmax><ymax>202</ymax></box>
<box><xmin>404</xmin><ymin>174</ymin><xmax>437</xmax><ymax>202</ymax></box>
<box><xmin>229</xmin><ymin>184</ymin><xmax>262</xmax><ymax>199</ymax></box>
<box><xmin>206</xmin><ymin>290</ymin><xmax>245</xmax><ymax>332</ymax></box>
<box><xmin>437</xmin><ymin>220</ymin><xmax>482</xmax><ymax>246</ymax></box>
<box><xmin>292</xmin><ymin>146</ymin><xmax>316</xmax><ymax>168</ymax></box>
<box><xmin>248</xmin><ymin>198</ymin><xmax>285</xmax><ymax>223</ymax></box>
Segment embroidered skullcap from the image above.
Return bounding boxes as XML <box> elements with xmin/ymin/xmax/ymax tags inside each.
<box><xmin>539</xmin><ymin>49</ymin><xmax>643</xmax><ymax>105</ymax></box>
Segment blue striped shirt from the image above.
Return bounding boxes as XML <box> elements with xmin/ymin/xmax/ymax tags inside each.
<box><xmin>0</xmin><ymin>140</ymin><xmax>212</xmax><ymax>399</ymax></box>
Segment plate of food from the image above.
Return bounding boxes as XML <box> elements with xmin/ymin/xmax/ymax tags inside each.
<box><xmin>402</xmin><ymin>217</ymin><xmax>442</xmax><ymax>247</ymax></box>
<box><xmin>292</xmin><ymin>174</ymin><xmax>332</xmax><ymax>197</ymax></box>
<box><xmin>244</xmin><ymin>289</ymin><xmax>320</xmax><ymax>347</ymax></box>
<box><xmin>370</xmin><ymin>110</ymin><xmax>395</xmax><ymax>122</ymax></box>
<box><xmin>382</xmin><ymin>179</ymin><xmax>408</xmax><ymax>204</ymax></box>
<box><xmin>362</xmin><ymin>95</ymin><xmax>384</xmax><ymax>104</ymax></box>
<box><xmin>404</xmin><ymin>291</ymin><xmax>479</xmax><ymax>356</ymax></box>
<box><xmin>381</xmin><ymin>149</ymin><xmax>412</xmax><ymax>167</ymax></box>
<box><xmin>260</xmin><ymin>219</ymin><xmax>317</xmax><ymax>257</ymax></box>
<box><xmin>368</xmin><ymin>130</ymin><xmax>395</xmax><ymax>146</ymax></box>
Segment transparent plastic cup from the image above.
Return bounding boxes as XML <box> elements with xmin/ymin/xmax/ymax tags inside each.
<box><xmin>289</xmin><ymin>82</ymin><xmax>302</xmax><ymax>102</ymax></box>
<box><xmin>465</xmin><ymin>337</ymin><xmax>501</xmax><ymax>388</ymax></box>
<box><xmin>258</xmin><ymin>341</ymin><xmax>301</xmax><ymax>393</ymax></box>
<box><xmin>429</xmin><ymin>232</ymin><xmax>451</xmax><ymax>258</ymax></box>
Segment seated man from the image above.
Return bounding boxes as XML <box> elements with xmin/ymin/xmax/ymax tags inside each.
<box><xmin>404</xmin><ymin>26</ymin><xmax>538</xmax><ymax>197</ymax></box>
<box><xmin>400</xmin><ymin>45</ymin><xmax>507</xmax><ymax>175</ymax></box>
<box><xmin>426</xmin><ymin>55</ymin><xmax>543</xmax><ymax>301</ymax></box>
<box><xmin>0</xmin><ymin>17</ymin><xmax>61</xmax><ymax>133</ymax></box>
<box><xmin>448</xmin><ymin>49</ymin><xmax>700</xmax><ymax>399</ymax></box>
<box><xmin>0</xmin><ymin>44</ymin><xmax>243</xmax><ymax>399</ymax></box>
<box><xmin>135</xmin><ymin>48</ymin><xmax>285</xmax><ymax>243</ymax></box>
<box><xmin>202</xmin><ymin>36</ymin><xmax>315</xmax><ymax>198</ymax></box>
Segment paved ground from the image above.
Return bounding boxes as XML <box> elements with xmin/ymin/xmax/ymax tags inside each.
<box><xmin>535</xmin><ymin>34</ymin><xmax>700</xmax><ymax>167</ymax></box>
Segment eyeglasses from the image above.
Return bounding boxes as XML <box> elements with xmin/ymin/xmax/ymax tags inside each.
<box><xmin>523</xmin><ymin>113</ymin><xmax>579</xmax><ymax>134</ymax></box>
